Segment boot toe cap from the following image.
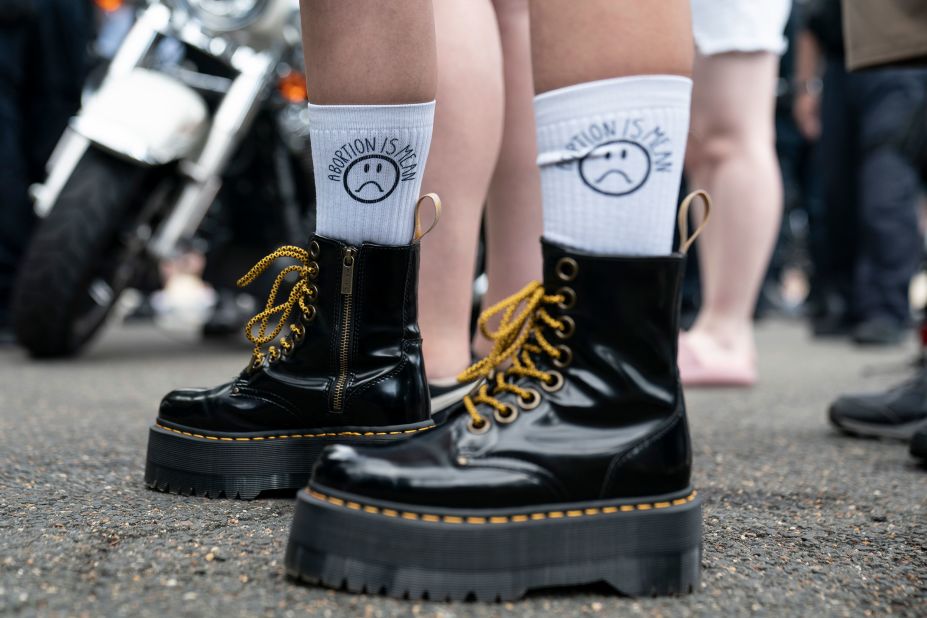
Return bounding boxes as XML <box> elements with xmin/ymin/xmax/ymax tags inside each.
<box><xmin>312</xmin><ymin>444</ymin><xmax>386</xmax><ymax>494</ymax></box>
<box><xmin>158</xmin><ymin>386</ymin><xmax>214</xmax><ymax>426</ymax></box>
<box><xmin>311</xmin><ymin>438</ymin><xmax>562</xmax><ymax>509</ymax></box>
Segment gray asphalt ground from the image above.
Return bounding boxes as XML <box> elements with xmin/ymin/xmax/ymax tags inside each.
<box><xmin>1</xmin><ymin>319</ymin><xmax>925</xmax><ymax>617</ymax></box>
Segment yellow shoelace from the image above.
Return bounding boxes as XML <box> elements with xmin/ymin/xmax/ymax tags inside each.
<box><xmin>457</xmin><ymin>281</ymin><xmax>568</xmax><ymax>429</ymax></box>
<box><xmin>237</xmin><ymin>245</ymin><xmax>319</xmax><ymax>367</ymax></box>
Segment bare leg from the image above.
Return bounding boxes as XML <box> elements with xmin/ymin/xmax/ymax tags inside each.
<box><xmin>476</xmin><ymin>0</ymin><xmax>543</xmax><ymax>356</ymax></box>
<box><xmin>530</xmin><ymin>0</ymin><xmax>693</xmax><ymax>93</ymax></box>
<box><xmin>681</xmin><ymin>51</ymin><xmax>782</xmax><ymax>385</ymax></box>
<box><xmin>300</xmin><ymin>0</ymin><xmax>436</xmax><ymax>104</ymax></box>
<box><xmin>418</xmin><ymin>0</ymin><xmax>505</xmax><ymax>379</ymax></box>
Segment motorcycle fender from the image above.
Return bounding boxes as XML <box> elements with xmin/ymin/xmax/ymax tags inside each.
<box><xmin>72</xmin><ymin>68</ymin><xmax>209</xmax><ymax>165</ymax></box>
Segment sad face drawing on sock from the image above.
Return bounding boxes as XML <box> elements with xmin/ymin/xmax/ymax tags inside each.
<box><xmin>578</xmin><ymin>139</ymin><xmax>651</xmax><ymax>197</ymax></box>
<box><xmin>343</xmin><ymin>154</ymin><xmax>400</xmax><ymax>203</ymax></box>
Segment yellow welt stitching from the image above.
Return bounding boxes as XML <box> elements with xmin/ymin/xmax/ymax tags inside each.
<box><xmin>307</xmin><ymin>490</ymin><xmax>698</xmax><ymax>526</ymax></box>
<box><xmin>155</xmin><ymin>422</ymin><xmax>434</xmax><ymax>442</ymax></box>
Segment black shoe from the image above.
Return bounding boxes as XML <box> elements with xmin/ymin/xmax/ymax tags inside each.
<box><xmin>285</xmin><ymin>232</ymin><xmax>703</xmax><ymax>600</ymax></box>
<box><xmin>829</xmin><ymin>369</ymin><xmax>927</xmax><ymax>440</ymax></box>
<box><xmin>911</xmin><ymin>428</ymin><xmax>927</xmax><ymax>460</ymax></box>
<box><xmin>852</xmin><ymin>317</ymin><xmax>908</xmax><ymax>346</ymax></box>
<box><xmin>145</xmin><ymin>236</ymin><xmax>434</xmax><ymax>499</ymax></box>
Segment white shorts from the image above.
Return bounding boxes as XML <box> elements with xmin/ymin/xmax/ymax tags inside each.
<box><xmin>690</xmin><ymin>0</ymin><xmax>792</xmax><ymax>56</ymax></box>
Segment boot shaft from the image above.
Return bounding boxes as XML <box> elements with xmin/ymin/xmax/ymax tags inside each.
<box><xmin>297</xmin><ymin>236</ymin><xmax>422</xmax><ymax>372</ymax></box>
<box><xmin>257</xmin><ymin>235</ymin><xmax>428</xmax><ymax>420</ymax></box>
<box><xmin>541</xmin><ymin>240</ymin><xmax>685</xmax><ymax>424</ymax></box>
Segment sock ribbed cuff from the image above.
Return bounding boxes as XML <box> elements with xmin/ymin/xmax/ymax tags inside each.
<box><xmin>534</xmin><ymin>76</ymin><xmax>692</xmax><ymax>256</ymax></box>
<box><xmin>309</xmin><ymin>101</ymin><xmax>435</xmax><ymax>246</ymax></box>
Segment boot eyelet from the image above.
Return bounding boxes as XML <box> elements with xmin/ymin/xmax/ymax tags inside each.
<box><xmin>301</xmin><ymin>305</ymin><xmax>317</xmax><ymax>324</ymax></box>
<box><xmin>309</xmin><ymin>240</ymin><xmax>321</xmax><ymax>258</ymax></box>
<box><xmin>555</xmin><ymin>316</ymin><xmax>575</xmax><ymax>340</ymax></box>
<box><xmin>553</xmin><ymin>344</ymin><xmax>573</xmax><ymax>368</ymax></box>
<box><xmin>307</xmin><ymin>261</ymin><xmax>320</xmax><ymax>279</ymax></box>
<box><xmin>467</xmin><ymin>417</ymin><xmax>491</xmax><ymax>434</ymax></box>
<box><xmin>555</xmin><ymin>257</ymin><xmax>579</xmax><ymax>282</ymax></box>
<box><xmin>556</xmin><ymin>287</ymin><xmax>576</xmax><ymax>310</ymax></box>
<box><xmin>541</xmin><ymin>370</ymin><xmax>565</xmax><ymax>393</ymax></box>
<box><xmin>518</xmin><ymin>388</ymin><xmax>542</xmax><ymax>410</ymax></box>
<box><xmin>494</xmin><ymin>404</ymin><xmax>519</xmax><ymax>424</ymax></box>
<box><xmin>306</xmin><ymin>284</ymin><xmax>319</xmax><ymax>299</ymax></box>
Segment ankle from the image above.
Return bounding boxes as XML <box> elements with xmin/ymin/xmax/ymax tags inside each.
<box><xmin>423</xmin><ymin>347</ymin><xmax>472</xmax><ymax>382</ymax></box>
<box><xmin>687</xmin><ymin>316</ymin><xmax>755</xmax><ymax>355</ymax></box>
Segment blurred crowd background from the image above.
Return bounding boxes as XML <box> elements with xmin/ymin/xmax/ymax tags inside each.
<box><xmin>1</xmin><ymin>0</ymin><xmax>926</xmax><ymax>355</ymax></box>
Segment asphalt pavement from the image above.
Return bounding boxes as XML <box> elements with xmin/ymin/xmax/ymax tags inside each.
<box><xmin>1</xmin><ymin>319</ymin><xmax>925</xmax><ymax>617</ymax></box>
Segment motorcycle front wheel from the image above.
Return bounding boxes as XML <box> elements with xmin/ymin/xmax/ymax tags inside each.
<box><xmin>13</xmin><ymin>148</ymin><xmax>161</xmax><ymax>358</ymax></box>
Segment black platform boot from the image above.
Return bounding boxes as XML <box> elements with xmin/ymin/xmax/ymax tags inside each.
<box><xmin>145</xmin><ymin>198</ymin><xmax>442</xmax><ymax>499</ymax></box>
<box><xmin>284</xmin><ymin>193</ymin><xmax>711</xmax><ymax>600</ymax></box>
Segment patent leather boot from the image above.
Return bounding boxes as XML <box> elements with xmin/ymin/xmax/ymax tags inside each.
<box><xmin>144</xmin><ymin>196</ymin><xmax>443</xmax><ymax>499</ymax></box>
<box><xmin>285</xmin><ymin>192</ymin><xmax>711</xmax><ymax>601</ymax></box>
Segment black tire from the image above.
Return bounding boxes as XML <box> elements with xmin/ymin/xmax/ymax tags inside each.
<box><xmin>12</xmin><ymin>148</ymin><xmax>154</xmax><ymax>357</ymax></box>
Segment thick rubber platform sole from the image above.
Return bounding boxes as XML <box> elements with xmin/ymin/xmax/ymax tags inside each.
<box><xmin>144</xmin><ymin>420</ymin><xmax>434</xmax><ymax>500</ymax></box>
<box><xmin>285</xmin><ymin>485</ymin><xmax>703</xmax><ymax>601</ymax></box>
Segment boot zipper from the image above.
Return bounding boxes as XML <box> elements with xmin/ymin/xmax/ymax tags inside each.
<box><xmin>332</xmin><ymin>246</ymin><xmax>357</xmax><ymax>412</ymax></box>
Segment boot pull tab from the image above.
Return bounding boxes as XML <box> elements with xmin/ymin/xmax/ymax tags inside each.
<box><xmin>413</xmin><ymin>193</ymin><xmax>442</xmax><ymax>241</ymax></box>
<box><xmin>677</xmin><ymin>190</ymin><xmax>712</xmax><ymax>255</ymax></box>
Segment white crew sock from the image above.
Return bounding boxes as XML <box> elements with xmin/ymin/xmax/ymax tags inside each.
<box><xmin>309</xmin><ymin>101</ymin><xmax>435</xmax><ymax>246</ymax></box>
<box><xmin>535</xmin><ymin>76</ymin><xmax>692</xmax><ymax>256</ymax></box>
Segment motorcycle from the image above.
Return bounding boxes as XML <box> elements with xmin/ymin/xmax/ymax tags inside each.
<box><xmin>12</xmin><ymin>0</ymin><xmax>314</xmax><ymax>357</ymax></box>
